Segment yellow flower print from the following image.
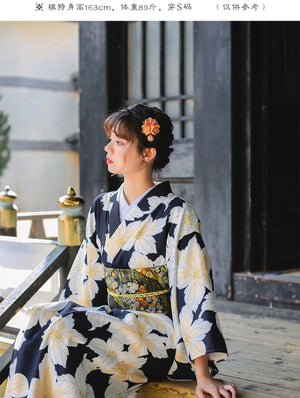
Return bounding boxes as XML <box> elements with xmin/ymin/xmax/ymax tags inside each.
<box><xmin>104</xmin><ymin>227</ymin><xmax>130</xmax><ymax>261</ymax></box>
<box><xmin>28</xmin><ymin>354</ymin><xmax>74</xmax><ymax>398</ymax></box>
<box><xmin>4</xmin><ymin>358</ymin><xmax>29</xmax><ymax>398</ymax></box>
<box><xmin>90</xmin><ymin>337</ymin><xmax>124</xmax><ymax>370</ymax></box>
<box><xmin>105</xmin><ymin>350</ymin><xmax>147</xmax><ymax>383</ymax></box>
<box><xmin>101</xmin><ymin>194</ymin><xmax>113</xmax><ymax>212</ymax></box>
<box><xmin>179</xmin><ymin>305</ymin><xmax>212</xmax><ymax>360</ymax></box>
<box><xmin>139</xmin><ymin>312</ymin><xmax>172</xmax><ymax>336</ymax></box>
<box><xmin>169</xmin><ymin>204</ymin><xmax>201</xmax><ymax>244</ymax></box>
<box><xmin>178</xmin><ymin>236</ymin><xmax>212</xmax><ymax>312</ymax></box>
<box><xmin>86</xmin><ymin>307</ymin><xmax>111</xmax><ymax>331</ymax></box>
<box><xmin>128</xmin><ymin>252</ymin><xmax>153</xmax><ymax>269</ymax></box>
<box><xmin>104</xmin><ymin>378</ymin><xmax>142</xmax><ymax>398</ymax></box>
<box><xmin>183</xmin><ymin>209</ymin><xmax>201</xmax><ymax>233</ymax></box>
<box><xmin>25</xmin><ymin>301</ymin><xmax>68</xmax><ymax>330</ymax></box>
<box><xmin>86</xmin><ymin>241</ymin><xmax>102</xmax><ymax>280</ymax></box>
<box><xmin>168</xmin><ymin>341</ymin><xmax>189</xmax><ymax>375</ymax></box>
<box><xmin>130</xmin><ymin>218</ymin><xmax>165</xmax><ymax>255</ymax></box>
<box><xmin>40</xmin><ymin>314</ymin><xmax>87</xmax><ymax>367</ymax></box>
<box><xmin>147</xmin><ymin>193</ymin><xmax>174</xmax><ymax>213</ymax></box>
<box><xmin>67</xmin><ymin>275</ymin><xmax>93</xmax><ymax>306</ymax></box>
<box><xmin>85</xmin><ymin>208</ymin><xmax>96</xmax><ymax>238</ymax></box>
<box><xmin>108</xmin><ymin>314</ymin><xmax>168</xmax><ymax>359</ymax></box>
<box><xmin>56</xmin><ymin>354</ymin><xmax>97</xmax><ymax>398</ymax></box>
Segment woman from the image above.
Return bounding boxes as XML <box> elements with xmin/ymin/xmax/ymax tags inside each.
<box><xmin>5</xmin><ymin>104</ymin><xmax>236</xmax><ymax>398</ymax></box>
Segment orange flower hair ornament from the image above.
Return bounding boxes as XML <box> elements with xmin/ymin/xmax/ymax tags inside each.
<box><xmin>142</xmin><ymin>118</ymin><xmax>160</xmax><ymax>142</ymax></box>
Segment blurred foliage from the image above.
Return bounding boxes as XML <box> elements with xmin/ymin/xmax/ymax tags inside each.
<box><xmin>0</xmin><ymin>96</ymin><xmax>11</xmax><ymax>177</ymax></box>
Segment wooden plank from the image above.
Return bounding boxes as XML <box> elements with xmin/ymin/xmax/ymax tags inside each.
<box><xmin>220</xmin><ymin>319</ymin><xmax>300</xmax><ymax>341</ymax></box>
<box><xmin>219</xmin><ymin>316</ymin><xmax>300</xmax><ymax>343</ymax></box>
<box><xmin>216</xmin><ymin>375</ymin><xmax>296</xmax><ymax>398</ymax></box>
<box><xmin>138</xmin><ymin>374</ymin><xmax>297</xmax><ymax>398</ymax></box>
<box><xmin>216</xmin><ymin>298</ymin><xmax>300</xmax><ymax>322</ymax></box>
<box><xmin>0</xmin><ymin>235</ymin><xmax>57</xmax><ymax>245</ymax></box>
<box><xmin>225</xmin><ymin>338</ymin><xmax>300</xmax><ymax>369</ymax></box>
<box><xmin>0</xmin><ymin>245</ymin><xmax>69</xmax><ymax>330</ymax></box>
<box><xmin>0</xmin><ymin>227</ymin><xmax>16</xmax><ymax>237</ymax></box>
<box><xmin>217</xmin><ymin>357</ymin><xmax>300</xmax><ymax>390</ymax></box>
<box><xmin>9</xmin><ymin>140</ymin><xmax>77</xmax><ymax>152</ymax></box>
<box><xmin>233</xmin><ymin>272</ymin><xmax>300</xmax><ymax>309</ymax></box>
<box><xmin>18</xmin><ymin>211</ymin><xmax>62</xmax><ymax>219</ymax></box>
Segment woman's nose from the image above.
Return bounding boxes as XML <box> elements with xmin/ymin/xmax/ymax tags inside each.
<box><xmin>104</xmin><ymin>141</ymin><xmax>111</xmax><ymax>153</ymax></box>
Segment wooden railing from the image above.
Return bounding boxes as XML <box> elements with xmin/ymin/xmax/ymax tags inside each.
<box><xmin>0</xmin><ymin>236</ymin><xmax>79</xmax><ymax>385</ymax></box>
<box><xmin>0</xmin><ymin>187</ymin><xmax>85</xmax><ymax>393</ymax></box>
<box><xmin>17</xmin><ymin>211</ymin><xmax>61</xmax><ymax>240</ymax></box>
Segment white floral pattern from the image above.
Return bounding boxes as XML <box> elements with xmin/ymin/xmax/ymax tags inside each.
<box><xmin>6</xmin><ymin>181</ymin><xmax>227</xmax><ymax>398</ymax></box>
<box><xmin>39</xmin><ymin>314</ymin><xmax>87</xmax><ymax>367</ymax></box>
<box><xmin>177</xmin><ymin>237</ymin><xmax>212</xmax><ymax>312</ymax></box>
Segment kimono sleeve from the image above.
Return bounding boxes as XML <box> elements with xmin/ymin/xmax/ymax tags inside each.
<box><xmin>60</xmin><ymin>199</ymin><xmax>107</xmax><ymax>307</ymax></box>
<box><xmin>168</xmin><ymin>202</ymin><xmax>228</xmax><ymax>365</ymax></box>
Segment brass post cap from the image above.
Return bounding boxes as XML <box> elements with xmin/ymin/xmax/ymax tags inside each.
<box><xmin>0</xmin><ymin>186</ymin><xmax>17</xmax><ymax>202</ymax></box>
<box><xmin>58</xmin><ymin>187</ymin><xmax>85</xmax><ymax>209</ymax></box>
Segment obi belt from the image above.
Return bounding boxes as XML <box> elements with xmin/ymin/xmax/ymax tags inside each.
<box><xmin>104</xmin><ymin>265</ymin><xmax>171</xmax><ymax>314</ymax></box>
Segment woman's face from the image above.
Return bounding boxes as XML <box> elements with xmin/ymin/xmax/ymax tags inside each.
<box><xmin>104</xmin><ymin>131</ymin><xmax>146</xmax><ymax>176</ymax></box>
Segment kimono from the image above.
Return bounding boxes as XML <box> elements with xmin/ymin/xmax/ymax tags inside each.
<box><xmin>5</xmin><ymin>181</ymin><xmax>228</xmax><ymax>398</ymax></box>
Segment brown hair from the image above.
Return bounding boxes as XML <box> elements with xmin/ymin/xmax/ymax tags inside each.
<box><xmin>104</xmin><ymin>104</ymin><xmax>174</xmax><ymax>171</ymax></box>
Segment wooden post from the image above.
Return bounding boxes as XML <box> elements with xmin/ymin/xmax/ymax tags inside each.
<box><xmin>57</xmin><ymin>187</ymin><xmax>85</xmax><ymax>246</ymax></box>
<box><xmin>79</xmin><ymin>22</ymin><xmax>108</xmax><ymax>215</ymax></box>
<box><xmin>0</xmin><ymin>187</ymin><xmax>17</xmax><ymax>236</ymax></box>
<box><xmin>193</xmin><ymin>22</ymin><xmax>232</xmax><ymax>298</ymax></box>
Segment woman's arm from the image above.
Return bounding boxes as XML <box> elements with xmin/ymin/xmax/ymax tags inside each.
<box><xmin>194</xmin><ymin>355</ymin><xmax>237</xmax><ymax>398</ymax></box>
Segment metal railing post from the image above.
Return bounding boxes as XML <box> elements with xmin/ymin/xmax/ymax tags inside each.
<box><xmin>57</xmin><ymin>187</ymin><xmax>85</xmax><ymax>290</ymax></box>
<box><xmin>57</xmin><ymin>187</ymin><xmax>85</xmax><ymax>246</ymax></box>
<box><xmin>0</xmin><ymin>187</ymin><xmax>17</xmax><ymax>236</ymax></box>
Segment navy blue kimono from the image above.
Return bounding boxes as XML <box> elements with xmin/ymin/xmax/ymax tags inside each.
<box><xmin>5</xmin><ymin>182</ymin><xmax>227</xmax><ymax>398</ymax></box>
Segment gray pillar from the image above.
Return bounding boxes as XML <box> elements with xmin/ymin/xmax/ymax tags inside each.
<box><xmin>79</xmin><ymin>22</ymin><xmax>108</xmax><ymax>214</ymax></box>
<box><xmin>193</xmin><ymin>22</ymin><xmax>232</xmax><ymax>298</ymax></box>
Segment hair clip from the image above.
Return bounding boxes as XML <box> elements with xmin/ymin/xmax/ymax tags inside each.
<box><xmin>142</xmin><ymin>118</ymin><xmax>160</xmax><ymax>142</ymax></box>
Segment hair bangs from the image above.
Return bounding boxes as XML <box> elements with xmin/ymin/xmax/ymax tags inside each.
<box><xmin>104</xmin><ymin>112</ymin><xmax>136</xmax><ymax>142</ymax></box>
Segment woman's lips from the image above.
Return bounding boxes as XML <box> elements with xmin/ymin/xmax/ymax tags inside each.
<box><xmin>106</xmin><ymin>157</ymin><xmax>113</xmax><ymax>164</ymax></box>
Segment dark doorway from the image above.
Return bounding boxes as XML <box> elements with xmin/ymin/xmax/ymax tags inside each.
<box><xmin>232</xmin><ymin>22</ymin><xmax>299</xmax><ymax>274</ymax></box>
<box><xmin>251</xmin><ymin>22</ymin><xmax>299</xmax><ymax>272</ymax></box>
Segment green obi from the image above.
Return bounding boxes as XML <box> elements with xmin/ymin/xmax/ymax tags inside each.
<box><xmin>104</xmin><ymin>265</ymin><xmax>171</xmax><ymax>313</ymax></box>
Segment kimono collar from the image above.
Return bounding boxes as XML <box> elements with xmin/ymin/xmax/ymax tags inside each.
<box><xmin>108</xmin><ymin>181</ymin><xmax>172</xmax><ymax>237</ymax></box>
<box><xmin>118</xmin><ymin>184</ymin><xmax>155</xmax><ymax>223</ymax></box>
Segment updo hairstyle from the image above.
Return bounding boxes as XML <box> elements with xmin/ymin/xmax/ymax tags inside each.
<box><xmin>104</xmin><ymin>103</ymin><xmax>174</xmax><ymax>171</ymax></box>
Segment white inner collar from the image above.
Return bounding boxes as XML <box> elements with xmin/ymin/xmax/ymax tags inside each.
<box><xmin>117</xmin><ymin>184</ymin><xmax>154</xmax><ymax>222</ymax></box>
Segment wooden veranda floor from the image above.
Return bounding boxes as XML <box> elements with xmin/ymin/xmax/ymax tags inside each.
<box><xmin>0</xmin><ymin>301</ymin><xmax>299</xmax><ymax>397</ymax></box>
<box><xmin>214</xmin><ymin>300</ymin><xmax>299</xmax><ymax>398</ymax></box>
<box><xmin>138</xmin><ymin>300</ymin><xmax>300</xmax><ymax>398</ymax></box>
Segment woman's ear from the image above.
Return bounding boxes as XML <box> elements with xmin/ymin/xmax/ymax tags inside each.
<box><xmin>143</xmin><ymin>147</ymin><xmax>157</xmax><ymax>163</ymax></box>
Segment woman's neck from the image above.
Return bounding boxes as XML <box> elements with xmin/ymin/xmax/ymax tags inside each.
<box><xmin>123</xmin><ymin>172</ymin><xmax>154</xmax><ymax>205</ymax></box>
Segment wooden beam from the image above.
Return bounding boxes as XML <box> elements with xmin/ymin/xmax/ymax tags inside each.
<box><xmin>193</xmin><ymin>22</ymin><xmax>232</xmax><ymax>298</ymax></box>
<box><xmin>79</xmin><ymin>22</ymin><xmax>108</xmax><ymax>214</ymax></box>
<box><xmin>9</xmin><ymin>139</ymin><xmax>78</xmax><ymax>151</ymax></box>
<box><xmin>233</xmin><ymin>272</ymin><xmax>300</xmax><ymax>310</ymax></box>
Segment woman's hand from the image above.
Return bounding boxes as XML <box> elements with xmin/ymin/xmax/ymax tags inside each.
<box><xmin>194</xmin><ymin>355</ymin><xmax>237</xmax><ymax>398</ymax></box>
<box><xmin>196</xmin><ymin>375</ymin><xmax>237</xmax><ymax>398</ymax></box>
